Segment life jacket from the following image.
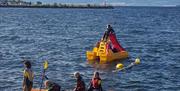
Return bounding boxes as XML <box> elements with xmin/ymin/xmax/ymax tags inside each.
<box><xmin>91</xmin><ymin>78</ymin><xmax>101</xmax><ymax>89</ymax></box>
<box><xmin>23</xmin><ymin>68</ymin><xmax>34</xmax><ymax>87</ymax></box>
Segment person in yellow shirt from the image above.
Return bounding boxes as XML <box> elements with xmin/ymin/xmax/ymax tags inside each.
<box><xmin>23</xmin><ymin>61</ymin><xmax>34</xmax><ymax>91</ymax></box>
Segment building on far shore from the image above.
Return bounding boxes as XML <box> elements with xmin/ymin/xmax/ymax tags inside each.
<box><xmin>0</xmin><ymin>0</ymin><xmax>114</xmax><ymax>9</ymax></box>
<box><xmin>0</xmin><ymin>0</ymin><xmax>7</xmax><ymax>5</ymax></box>
<box><xmin>0</xmin><ymin>0</ymin><xmax>31</xmax><ymax>6</ymax></box>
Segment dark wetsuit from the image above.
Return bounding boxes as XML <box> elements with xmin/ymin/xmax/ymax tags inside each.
<box><xmin>47</xmin><ymin>82</ymin><xmax>61</xmax><ymax>91</ymax></box>
<box><xmin>48</xmin><ymin>83</ymin><xmax>61</xmax><ymax>91</ymax></box>
<box><xmin>23</xmin><ymin>68</ymin><xmax>34</xmax><ymax>91</ymax></box>
<box><xmin>74</xmin><ymin>76</ymin><xmax>86</xmax><ymax>91</ymax></box>
<box><xmin>102</xmin><ymin>26</ymin><xmax>115</xmax><ymax>42</ymax></box>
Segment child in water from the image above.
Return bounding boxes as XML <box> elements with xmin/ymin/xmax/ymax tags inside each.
<box><xmin>23</xmin><ymin>60</ymin><xmax>34</xmax><ymax>91</ymax></box>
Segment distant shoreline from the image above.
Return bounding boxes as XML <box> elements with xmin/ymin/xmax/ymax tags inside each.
<box><xmin>0</xmin><ymin>5</ymin><xmax>114</xmax><ymax>9</ymax></box>
<box><xmin>1</xmin><ymin>5</ymin><xmax>178</xmax><ymax>9</ymax></box>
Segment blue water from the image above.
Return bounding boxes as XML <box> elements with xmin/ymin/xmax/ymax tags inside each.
<box><xmin>0</xmin><ymin>7</ymin><xmax>180</xmax><ymax>91</ymax></box>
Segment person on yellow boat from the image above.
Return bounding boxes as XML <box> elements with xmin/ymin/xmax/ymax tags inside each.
<box><xmin>102</xmin><ymin>24</ymin><xmax>115</xmax><ymax>42</ymax></box>
<box><xmin>73</xmin><ymin>72</ymin><xmax>86</xmax><ymax>91</ymax></box>
<box><xmin>88</xmin><ymin>72</ymin><xmax>103</xmax><ymax>91</ymax></box>
<box><xmin>102</xmin><ymin>24</ymin><xmax>125</xmax><ymax>52</ymax></box>
<box><xmin>23</xmin><ymin>60</ymin><xmax>34</xmax><ymax>91</ymax></box>
<box><xmin>44</xmin><ymin>80</ymin><xmax>61</xmax><ymax>91</ymax></box>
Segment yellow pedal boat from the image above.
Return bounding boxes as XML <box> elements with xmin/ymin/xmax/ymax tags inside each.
<box><xmin>87</xmin><ymin>25</ymin><xmax>128</xmax><ymax>63</ymax></box>
<box><xmin>86</xmin><ymin>41</ymin><xmax>128</xmax><ymax>64</ymax></box>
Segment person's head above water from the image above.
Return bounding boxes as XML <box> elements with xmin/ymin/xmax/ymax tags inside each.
<box><xmin>93</xmin><ymin>71</ymin><xmax>100</xmax><ymax>78</ymax></box>
<box><xmin>107</xmin><ymin>24</ymin><xmax>111</xmax><ymax>29</ymax></box>
<box><xmin>44</xmin><ymin>80</ymin><xmax>53</xmax><ymax>88</ymax></box>
<box><xmin>74</xmin><ymin>71</ymin><xmax>80</xmax><ymax>78</ymax></box>
<box><xmin>44</xmin><ymin>80</ymin><xmax>50</xmax><ymax>88</ymax></box>
<box><xmin>24</xmin><ymin>60</ymin><xmax>31</xmax><ymax>69</ymax></box>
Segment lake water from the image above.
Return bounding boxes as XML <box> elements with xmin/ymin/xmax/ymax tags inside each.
<box><xmin>0</xmin><ymin>7</ymin><xmax>180</xmax><ymax>91</ymax></box>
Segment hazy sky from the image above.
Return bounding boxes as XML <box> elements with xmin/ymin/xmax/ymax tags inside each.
<box><xmin>25</xmin><ymin>0</ymin><xmax>180</xmax><ymax>6</ymax></box>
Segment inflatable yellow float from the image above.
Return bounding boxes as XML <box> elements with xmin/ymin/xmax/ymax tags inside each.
<box><xmin>86</xmin><ymin>25</ymin><xmax>128</xmax><ymax>63</ymax></box>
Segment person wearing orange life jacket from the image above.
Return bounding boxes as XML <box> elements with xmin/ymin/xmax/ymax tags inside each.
<box><xmin>23</xmin><ymin>60</ymin><xmax>34</xmax><ymax>91</ymax></box>
<box><xmin>88</xmin><ymin>72</ymin><xmax>103</xmax><ymax>91</ymax></box>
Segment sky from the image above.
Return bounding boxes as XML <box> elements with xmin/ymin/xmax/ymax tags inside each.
<box><xmin>25</xmin><ymin>0</ymin><xmax>180</xmax><ymax>6</ymax></box>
